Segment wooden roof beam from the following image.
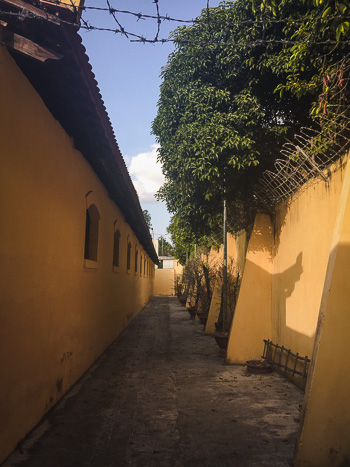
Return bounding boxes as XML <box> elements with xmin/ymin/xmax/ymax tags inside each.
<box><xmin>0</xmin><ymin>25</ymin><xmax>63</xmax><ymax>61</ymax></box>
<box><xmin>0</xmin><ymin>0</ymin><xmax>60</xmax><ymax>24</ymax></box>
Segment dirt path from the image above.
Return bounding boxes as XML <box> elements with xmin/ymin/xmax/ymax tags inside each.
<box><xmin>3</xmin><ymin>296</ymin><xmax>303</xmax><ymax>467</ymax></box>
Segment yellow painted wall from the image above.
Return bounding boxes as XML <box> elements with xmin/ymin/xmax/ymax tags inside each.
<box><xmin>154</xmin><ymin>269</ymin><xmax>175</xmax><ymax>295</ymax></box>
<box><xmin>225</xmin><ymin>162</ymin><xmax>345</xmax><ymax>367</ymax></box>
<box><xmin>272</xmin><ymin>163</ymin><xmax>345</xmax><ymax>358</ymax></box>
<box><xmin>295</xmin><ymin>156</ymin><xmax>350</xmax><ymax>467</ymax></box>
<box><xmin>226</xmin><ymin>213</ymin><xmax>273</xmax><ymax>363</ymax></box>
<box><xmin>205</xmin><ymin>231</ymin><xmax>247</xmax><ymax>334</ymax></box>
<box><xmin>0</xmin><ymin>46</ymin><xmax>155</xmax><ymax>463</ymax></box>
<box><xmin>174</xmin><ymin>259</ymin><xmax>183</xmax><ymax>277</ymax></box>
<box><xmin>59</xmin><ymin>0</ymin><xmax>85</xmax><ymax>9</ymax></box>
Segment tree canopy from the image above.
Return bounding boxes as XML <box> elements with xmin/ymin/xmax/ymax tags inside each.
<box><xmin>142</xmin><ymin>209</ymin><xmax>152</xmax><ymax>229</ymax></box>
<box><xmin>153</xmin><ymin>0</ymin><xmax>350</xmax><ymax>251</ymax></box>
<box><xmin>158</xmin><ymin>235</ymin><xmax>175</xmax><ymax>257</ymax></box>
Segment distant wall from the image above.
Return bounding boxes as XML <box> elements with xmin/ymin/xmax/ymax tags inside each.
<box><xmin>0</xmin><ymin>46</ymin><xmax>155</xmax><ymax>463</ymax></box>
<box><xmin>155</xmin><ymin>269</ymin><xmax>175</xmax><ymax>295</ymax></box>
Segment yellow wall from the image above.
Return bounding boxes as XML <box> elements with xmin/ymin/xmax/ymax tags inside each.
<box><xmin>0</xmin><ymin>46</ymin><xmax>155</xmax><ymax>463</ymax></box>
<box><xmin>272</xmin><ymin>163</ymin><xmax>345</xmax><ymax>358</ymax></box>
<box><xmin>155</xmin><ymin>269</ymin><xmax>175</xmax><ymax>295</ymax></box>
<box><xmin>205</xmin><ymin>231</ymin><xmax>247</xmax><ymax>334</ymax></box>
<box><xmin>59</xmin><ymin>0</ymin><xmax>85</xmax><ymax>9</ymax></box>
<box><xmin>295</xmin><ymin>156</ymin><xmax>350</xmax><ymax>467</ymax></box>
<box><xmin>174</xmin><ymin>259</ymin><xmax>183</xmax><ymax>277</ymax></box>
<box><xmin>225</xmin><ymin>161</ymin><xmax>345</xmax><ymax>367</ymax></box>
<box><xmin>226</xmin><ymin>213</ymin><xmax>273</xmax><ymax>363</ymax></box>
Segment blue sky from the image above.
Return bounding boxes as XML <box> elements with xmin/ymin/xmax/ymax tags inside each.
<box><xmin>80</xmin><ymin>0</ymin><xmax>221</xmax><ymax>239</ymax></box>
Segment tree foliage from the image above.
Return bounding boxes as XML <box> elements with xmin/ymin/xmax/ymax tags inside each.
<box><xmin>158</xmin><ymin>235</ymin><xmax>175</xmax><ymax>256</ymax></box>
<box><xmin>153</xmin><ymin>0</ymin><xmax>350</xmax><ymax>248</ymax></box>
<box><xmin>142</xmin><ymin>209</ymin><xmax>152</xmax><ymax>229</ymax></box>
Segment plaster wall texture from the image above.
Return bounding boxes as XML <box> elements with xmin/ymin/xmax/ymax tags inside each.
<box><xmin>295</xmin><ymin>156</ymin><xmax>350</xmax><ymax>467</ymax></box>
<box><xmin>272</xmin><ymin>162</ymin><xmax>345</xmax><ymax>358</ymax></box>
<box><xmin>205</xmin><ymin>231</ymin><xmax>247</xmax><ymax>334</ymax></box>
<box><xmin>162</xmin><ymin>259</ymin><xmax>174</xmax><ymax>269</ymax></box>
<box><xmin>226</xmin><ymin>214</ymin><xmax>273</xmax><ymax>363</ymax></box>
<box><xmin>61</xmin><ymin>0</ymin><xmax>84</xmax><ymax>8</ymax></box>
<box><xmin>154</xmin><ymin>269</ymin><xmax>175</xmax><ymax>295</ymax></box>
<box><xmin>226</xmin><ymin>161</ymin><xmax>345</xmax><ymax>366</ymax></box>
<box><xmin>0</xmin><ymin>47</ymin><xmax>154</xmax><ymax>463</ymax></box>
<box><xmin>174</xmin><ymin>260</ymin><xmax>183</xmax><ymax>277</ymax></box>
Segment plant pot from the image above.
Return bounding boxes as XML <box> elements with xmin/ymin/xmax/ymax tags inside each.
<box><xmin>196</xmin><ymin>312</ymin><xmax>208</xmax><ymax>326</ymax></box>
<box><xmin>187</xmin><ymin>306</ymin><xmax>197</xmax><ymax>320</ymax></box>
<box><xmin>246</xmin><ymin>360</ymin><xmax>272</xmax><ymax>374</ymax></box>
<box><xmin>178</xmin><ymin>297</ymin><xmax>187</xmax><ymax>306</ymax></box>
<box><xmin>213</xmin><ymin>332</ymin><xmax>229</xmax><ymax>357</ymax></box>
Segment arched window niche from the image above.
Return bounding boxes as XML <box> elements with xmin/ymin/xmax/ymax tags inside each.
<box><xmin>113</xmin><ymin>226</ymin><xmax>121</xmax><ymax>270</ymax></box>
<box><xmin>140</xmin><ymin>254</ymin><xmax>143</xmax><ymax>277</ymax></box>
<box><xmin>127</xmin><ymin>239</ymin><xmax>131</xmax><ymax>272</ymax></box>
<box><xmin>84</xmin><ymin>202</ymin><xmax>100</xmax><ymax>267</ymax></box>
<box><xmin>135</xmin><ymin>246</ymin><xmax>138</xmax><ymax>274</ymax></box>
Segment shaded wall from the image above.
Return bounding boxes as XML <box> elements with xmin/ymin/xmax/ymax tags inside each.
<box><xmin>206</xmin><ymin>231</ymin><xmax>247</xmax><ymax>334</ymax></box>
<box><xmin>0</xmin><ymin>47</ymin><xmax>155</xmax><ymax>462</ymax></box>
<box><xmin>295</xmin><ymin>157</ymin><xmax>350</xmax><ymax>466</ymax></box>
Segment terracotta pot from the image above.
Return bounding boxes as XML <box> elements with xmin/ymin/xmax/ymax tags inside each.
<box><xmin>196</xmin><ymin>312</ymin><xmax>208</xmax><ymax>326</ymax></box>
<box><xmin>187</xmin><ymin>306</ymin><xmax>197</xmax><ymax>319</ymax></box>
<box><xmin>246</xmin><ymin>360</ymin><xmax>272</xmax><ymax>374</ymax></box>
<box><xmin>213</xmin><ymin>332</ymin><xmax>229</xmax><ymax>357</ymax></box>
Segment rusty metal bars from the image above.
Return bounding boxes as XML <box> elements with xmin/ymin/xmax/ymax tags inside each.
<box><xmin>262</xmin><ymin>339</ymin><xmax>311</xmax><ymax>380</ymax></box>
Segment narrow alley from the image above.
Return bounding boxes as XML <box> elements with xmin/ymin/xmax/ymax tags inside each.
<box><xmin>4</xmin><ymin>297</ymin><xmax>303</xmax><ymax>467</ymax></box>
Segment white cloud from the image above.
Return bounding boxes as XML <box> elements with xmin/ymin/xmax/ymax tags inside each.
<box><xmin>128</xmin><ymin>144</ymin><xmax>165</xmax><ymax>203</ymax></box>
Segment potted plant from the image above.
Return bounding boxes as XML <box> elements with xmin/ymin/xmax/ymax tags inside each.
<box><xmin>180</xmin><ymin>256</ymin><xmax>202</xmax><ymax>317</ymax></box>
<box><xmin>195</xmin><ymin>251</ymin><xmax>216</xmax><ymax>326</ymax></box>
<box><xmin>246</xmin><ymin>359</ymin><xmax>272</xmax><ymax>374</ymax></box>
<box><xmin>213</xmin><ymin>259</ymin><xmax>241</xmax><ymax>357</ymax></box>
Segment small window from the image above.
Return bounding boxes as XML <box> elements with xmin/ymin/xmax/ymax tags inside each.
<box><xmin>113</xmin><ymin>229</ymin><xmax>121</xmax><ymax>267</ymax></box>
<box><xmin>127</xmin><ymin>242</ymin><xmax>131</xmax><ymax>271</ymax></box>
<box><xmin>135</xmin><ymin>246</ymin><xmax>138</xmax><ymax>273</ymax></box>
<box><xmin>144</xmin><ymin>258</ymin><xmax>146</xmax><ymax>276</ymax></box>
<box><xmin>140</xmin><ymin>255</ymin><xmax>142</xmax><ymax>276</ymax></box>
<box><xmin>84</xmin><ymin>204</ymin><xmax>100</xmax><ymax>261</ymax></box>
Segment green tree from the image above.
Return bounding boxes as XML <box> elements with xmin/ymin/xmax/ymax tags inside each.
<box><xmin>142</xmin><ymin>209</ymin><xmax>152</xmax><ymax>229</ymax></box>
<box><xmin>258</xmin><ymin>0</ymin><xmax>350</xmax><ymax>122</ymax></box>
<box><xmin>158</xmin><ymin>235</ymin><xmax>175</xmax><ymax>256</ymax></box>
<box><xmin>152</xmin><ymin>0</ymin><xmax>314</xmax><ymax>242</ymax></box>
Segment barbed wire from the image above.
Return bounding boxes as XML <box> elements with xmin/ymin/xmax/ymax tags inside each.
<box><xmin>1</xmin><ymin>8</ymin><xmax>350</xmax><ymax>46</ymax></box>
<box><xmin>47</xmin><ymin>0</ymin><xmax>350</xmax><ymax>26</ymax></box>
<box><xmin>1</xmin><ymin>0</ymin><xmax>350</xmax><ymax>46</ymax></box>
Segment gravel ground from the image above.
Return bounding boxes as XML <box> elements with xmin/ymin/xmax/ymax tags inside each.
<box><xmin>3</xmin><ymin>296</ymin><xmax>304</xmax><ymax>467</ymax></box>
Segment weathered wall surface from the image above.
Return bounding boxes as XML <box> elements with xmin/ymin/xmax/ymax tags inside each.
<box><xmin>155</xmin><ymin>269</ymin><xmax>175</xmax><ymax>295</ymax></box>
<box><xmin>226</xmin><ymin>214</ymin><xmax>273</xmax><ymax>363</ymax></box>
<box><xmin>0</xmin><ymin>47</ymin><xmax>155</xmax><ymax>462</ymax></box>
<box><xmin>206</xmin><ymin>231</ymin><xmax>247</xmax><ymax>334</ymax></box>
<box><xmin>295</xmin><ymin>157</ymin><xmax>350</xmax><ymax>467</ymax></box>
<box><xmin>272</xmin><ymin>164</ymin><xmax>345</xmax><ymax>358</ymax></box>
<box><xmin>226</xmin><ymin>161</ymin><xmax>345</xmax><ymax>365</ymax></box>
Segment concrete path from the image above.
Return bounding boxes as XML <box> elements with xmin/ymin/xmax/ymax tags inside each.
<box><xmin>4</xmin><ymin>296</ymin><xmax>303</xmax><ymax>467</ymax></box>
